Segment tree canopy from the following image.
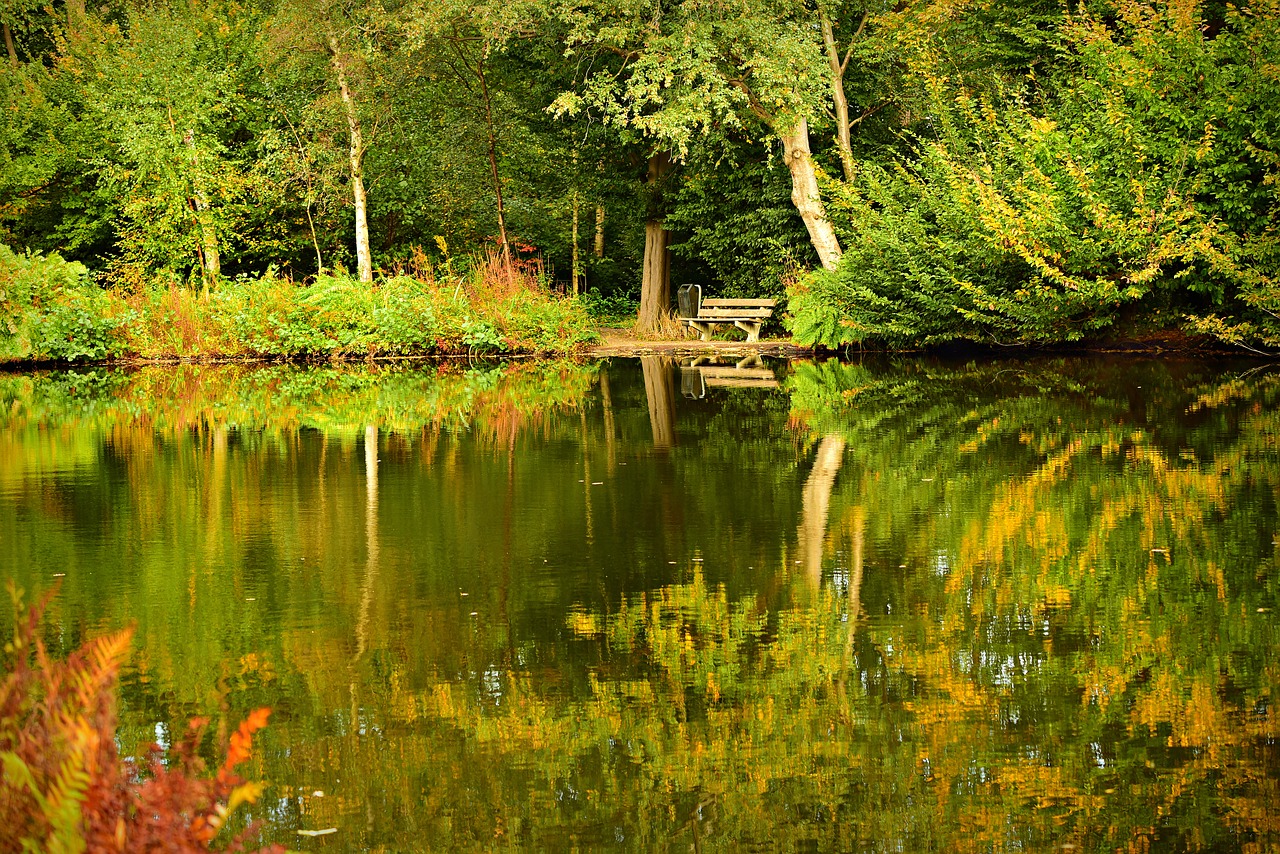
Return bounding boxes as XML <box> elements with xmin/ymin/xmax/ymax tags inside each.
<box><xmin>1</xmin><ymin>0</ymin><xmax>1277</xmax><ymax>348</ymax></box>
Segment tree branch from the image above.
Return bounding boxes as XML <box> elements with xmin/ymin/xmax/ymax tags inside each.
<box><xmin>848</xmin><ymin>99</ymin><xmax>888</xmax><ymax>129</ymax></box>
<box><xmin>840</xmin><ymin>12</ymin><xmax>869</xmax><ymax>73</ymax></box>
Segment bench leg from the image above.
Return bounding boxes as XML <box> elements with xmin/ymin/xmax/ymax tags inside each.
<box><xmin>734</xmin><ymin>320</ymin><xmax>762</xmax><ymax>343</ymax></box>
<box><xmin>689</xmin><ymin>321</ymin><xmax>714</xmax><ymax>341</ymax></box>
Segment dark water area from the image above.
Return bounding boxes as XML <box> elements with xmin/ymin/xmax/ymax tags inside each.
<box><xmin>2</xmin><ymin>356</ymin><xmax>1278</xmax><ymax>851</ymax></box>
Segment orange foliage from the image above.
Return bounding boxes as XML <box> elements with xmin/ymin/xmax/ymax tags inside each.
<box><xmin>0</xmin><ymin>585</ymin><xmax>283</xmax><ymax>853</ymax></box>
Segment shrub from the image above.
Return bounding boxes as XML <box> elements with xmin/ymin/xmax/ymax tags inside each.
<box><xmin>2</xmin><ymin>247</ymin><xmax>596</xmax><ymax>364</ymax></box>
<box><xmin>788</xmin><ymin>0</ymin><xmax>1280</xmax><ymax>350</ymax></box>
<box><xmin>0</xmin><ymin>245</ymin><xmax>131</xmax><ymax>362</ymax></box>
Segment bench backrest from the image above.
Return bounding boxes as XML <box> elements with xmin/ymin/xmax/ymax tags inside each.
<box><xmin>701</xmin><ymin>299</ymin><xmax>777</xmax><ymax>308</ymax></box>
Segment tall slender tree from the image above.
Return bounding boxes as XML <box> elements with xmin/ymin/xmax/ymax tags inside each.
<box><xmin>267</xmin><ymin>0</ymin><xmax>396</xmax><ymax>283</ymax></box>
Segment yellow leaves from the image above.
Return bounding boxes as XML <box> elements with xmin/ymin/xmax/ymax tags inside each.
<box><xmin>1029</xmin><ymin>116</ymin><xmax>1058</xmax><ymax>137</ymax></box>
<box><xmin>226</xmin><ymin>780</ymin><xmax>265</xmax><ymax>813</ymax></box>
<box><xmin>1196</xmin><ymin>121</ymin><xmax>1216</xmax><ymax>161</ymax></box>
<box><xmin>566</xmin><ymin>609</ymin><xmax>603</xmax><ymax>638</ymax></box>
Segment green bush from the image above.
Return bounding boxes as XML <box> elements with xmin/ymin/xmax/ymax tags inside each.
<box><xmin>1</xmin><ymin>244</ymin><xmax>131</xmax><ymax>362</ymax></box>
<box><xmin>788</xmin><ymin>0</ymin><xmax>1280</xmax><ymax>350</ymax></box>
<box><xmin>578</xmin><ymin>288</ymin><xmax>638</xmax><ymax>326</ymax></box>
<box><xmin>1</xmin><ymin>250</ymin><xmax>597</xmax><ymax>364</ymax></box>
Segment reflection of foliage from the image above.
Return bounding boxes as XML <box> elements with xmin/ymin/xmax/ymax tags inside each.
<box><xmin>783</xmin><ymin>357</ymin><xmax>1280</xmax><ymax>851</ymax></box>
<box><xmin>317</xmin><ymin>358</ymin><xmax>1278</xmax><ymax>850</ymax></box>
<box><xmin>3</xmin><ymin>358</ymin><xmax>1276</xmax><ymax>850</ymax></box>
<box><xmin>0</xmin><ymin>360</ymin><xmax>598</xmax><ymax>439</ymax></box>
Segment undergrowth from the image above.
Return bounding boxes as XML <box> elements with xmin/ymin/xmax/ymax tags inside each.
<box><xmin>1</xmin><ymin>246</ymin><xmax>599</xmax><ymax>364</ymax></box>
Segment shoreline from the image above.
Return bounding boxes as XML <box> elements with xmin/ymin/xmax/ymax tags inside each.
<box><xmin>0</xmin><ymin>330</ymin><xmax>1270</xmax><ymax>372</ymax></box>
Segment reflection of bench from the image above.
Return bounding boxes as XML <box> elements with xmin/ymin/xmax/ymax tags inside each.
<box><xmin>677</xmin><ymin>285</ymin><xmax>776</xmax><ymax>343</ymax></box>
<box><xmin>681</xmin><ymin>355</ymin><xmax>780</xmax><ymax>398</ymax></box>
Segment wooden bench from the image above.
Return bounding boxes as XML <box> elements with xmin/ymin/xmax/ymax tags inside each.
<box><xmin>676</xmin><ymin>285</ymin><xmax>776</xmax><ymax>343</ymax></box>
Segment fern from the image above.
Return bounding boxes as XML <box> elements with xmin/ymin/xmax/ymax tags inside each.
<box><xmin>0</xmin><ymin>584</ymin><xmax>283</xmax><ymax>853</ymax></box>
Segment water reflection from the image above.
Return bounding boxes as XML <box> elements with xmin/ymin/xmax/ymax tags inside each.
<box><xmin>641</xmin><ymin>356</ymin><xmax>676</xmax><ymax>450</ymax></box>
<box><xmin>1</xmin><ymin>357</ymin><xmax>1276</xmax><ymax>851</ymax></box>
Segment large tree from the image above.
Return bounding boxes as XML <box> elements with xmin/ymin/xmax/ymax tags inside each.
<box><xmin>550</xmin><ymin>0</ymin><xmax>849</xmax><ymax>331</ymax></box>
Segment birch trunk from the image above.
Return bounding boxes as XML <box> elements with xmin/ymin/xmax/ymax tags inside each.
<box><xmin>594</xmin><ymin>205</ymin><xmax>605</xmax><ymax>258</ymax></box>
<box><xmin>193</xmin><ymin>199</ymin><xmax>220</xmax><ymax>285</ymax></box>
<box><xmin>329</xmin><ymin>36</ymin><xmax>372</xmax><ymax>283</ymax></box>
<box><xmin>181</xmin><ymin>128</ymin><xmax>220</xmax><ymax>286</ymax></box>
<box><xmin>777</xmin><ymin>118</ymin><xmax>842</xmax><ymax>271</ymax></box>
<box><xmin>820</xmin><ymin>11</ymin><xmax>857</xmax><ymax>183</ymax></box>
<box><xmin>571</xmin><ymin>190</ymin><xmax>581</xmax><ymax>295</ymax></box>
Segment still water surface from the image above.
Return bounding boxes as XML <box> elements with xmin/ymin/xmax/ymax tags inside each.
<box><xmin>2</xmin><ymin>356</ymin><xmax>1278</xmax><ymax>851</ymax></box>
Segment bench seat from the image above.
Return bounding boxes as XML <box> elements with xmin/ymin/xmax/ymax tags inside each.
<box><xmin>679</xmin><ymin>297</ymin><xmax>777</xmax><ymax>343</ymax></box>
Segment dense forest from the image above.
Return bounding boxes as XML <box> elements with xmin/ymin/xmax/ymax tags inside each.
<box><xmin>1</xmin><ymin>0</ymin><xmax>1278</xmax><ymax>354</ymax></box>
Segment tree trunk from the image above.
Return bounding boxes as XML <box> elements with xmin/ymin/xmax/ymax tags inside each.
<box><xmin>329</xmin><ymin>36</ymin><xmax>372</xmax><ymax>283</ymax></box>
<box><xmin>66</xmin><ymin>0</ymin><xmax>85</xmax><ymax>37</ymax></box>
<box><xmin>637</xmin><ymin>152</ymin><xmax>674</xmax><ymax>333</ymax></box>
<box><xmin>820</xmin><ymin>11</ymin><xmax>857</xmax><ymax>183</ymax></box>
<box><xmin>3</xmin><ymin>23</ymin><xmax>17</xmax><ymax>67</ymax></box>
<box><xmin>594</xmin><ymin>205</ymin><xmax>605</xmax><ymax>258</ymax></box>
<box><xmin>194</xmin><ymin>200</ymin><xmax>220</xmax><ymax>285</ymax></box>
<box><xmin>181</xmin><ymin>127</ymin><xmax>220</xmax><ymax>287</ymax></box>
<box><xmin>798</xmin><ymin>434</ymin><xmax>846</xmax><ymax>587</ymax></box>
<box><xmin>475</xmin><ymin>53</ymin><xmax>512</xmax><ymax>272</ymax></box>
<box><xmin>638</xmin><ymin>220</ymin><xmax>671</xmax><ymax>333</ymax></box>
<box><xmin>641</xmin><ymin>356</ymin><xmax>676</xmax><ymax>450</ymax></box>
<box><xmin>776</xmin><ymin>118</ymin><xmax>843</xmax><ymax>271</ymax></box>
<box><xmin>571</xmin><ymin>190</ymin><xmax>581</xmax><ymax>294</ymax></box>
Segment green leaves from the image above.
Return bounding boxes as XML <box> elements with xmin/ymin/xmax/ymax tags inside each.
<box><xmin>787</xmin><ymin>0</ymin><xmax>1280</xmax><ymax>350</ymax></box>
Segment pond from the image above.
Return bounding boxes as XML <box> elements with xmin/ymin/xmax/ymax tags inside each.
<box><xmin>2</xmin><ymin>356</ymin><xmax>1278</xmax><ymax>851</ymax></box>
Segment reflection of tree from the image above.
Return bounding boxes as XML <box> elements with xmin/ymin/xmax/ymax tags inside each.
<box><xmin>598</xmin><ymin>365</ymin><xmax>617</xmax><ymax>474</ymax></box>
<box><xmin>641</xmin><ymin>356</ymin><xmax>677</xmax><ymax>450</ymax></box>
<box><xmin>4</xmin><ymin>358</ymin><xmax>1277</xmax><ymax>850</ymax></box>
<box><xmin>0</xmin><ymin>361</ymin><xmax>599</xmax><ymax>442</ymax></box>
<box><xmin>784</xmin><ymin>357</ymin><xmax>1280</xmax><ymax>853</ymax></box>
<box><xmin>354</xmin><ymin>424</ymin><xmax>379</xmax><ymax>662</ymax></box>
<box><xmin>797</xmin><ymin>433</ymin><xmax>845</xmax><ymax>587</ymax></box>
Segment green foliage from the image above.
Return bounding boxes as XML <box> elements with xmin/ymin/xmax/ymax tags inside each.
<box><xmin>4</xmin><ymin>0</ymin><xmax>1278</xmax><ymax>346</ymax></box>
<box><xmin>0</xmin><ymin>246</ymin><xmax>596</xmax><ymax>364</ymax></box>
<box><xmin>666</xmin><ymin>142</ymin><xmax>815</xmax><ymax>300</ymax></box>
<box><xmin>0</xmin><ymin>244</ymin><xmax>130</xmax><ymax>362</ymax></box>
<box><xmin>789</xmin><ymin>0</ymin><xmax>1280</xmax><ymax>350</ymax></box>
<box><xmin>578</xmin><ymin>288</ymin><xmax>638</xmax><ymax>324</ymax></box>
